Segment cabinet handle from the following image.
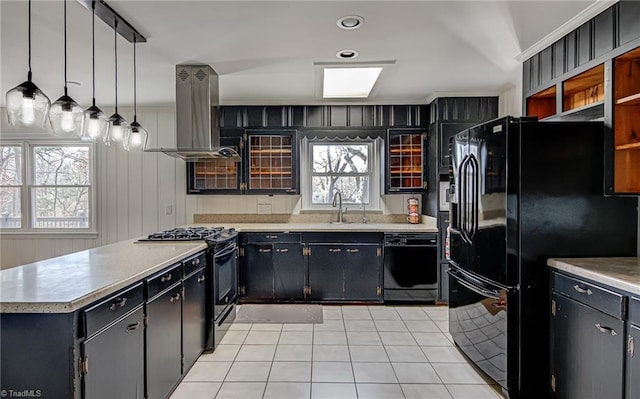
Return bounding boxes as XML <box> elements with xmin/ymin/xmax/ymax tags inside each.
<box><xmin>266</xmin><ymin>235</ymin><xmax>278</xmax><ymax>239</ymax></box>
<box><xmin>197</xmin><ymin>275</ymin><xmax>206</xmax><ymax>283</ymax></box>
<box><xmin>109</xmin><ymin>297</ymin><xmax>127</xmax><ymax>311</ymax></box>
<box><xmin>169</xmin><ymin>293</ymin><xmax>182</xmax><ymax>303</ymax></box>
<box><xmin>595</xmin><ymin>323</ymin><xmax>617</xmax><ymax>336</ymax></box>
<box><xmin>259</xmin><ymin>248</ymin><xmax>272</xmax><ymax>253</ymax></box>
<box><xmin>629</xmin><ymin>334</ymin><xmax>635</xmax><ymax>356</ymax></box>
<box><xmin>192</xmin><ymin>258</ymin><xmax>200</xmax><ymax>266</ymax></box>
<box><xmin>573</xmin><ymin>285</ymin><xmax>592</xmax><ymax>295</ymax></box>
<box><xmin>346</xmin><ymin>248</ymin><xmax>359</xmax><ymax>253</ymax></box>
<box><xmin>161</xmin><ymin>273</ymin><xmax>173</xmax><ymax>283</ymax></box>
<box><xmin>276</xmin><ymin>248</ymin><xmax>289</xmax><ymax>253</ymax></box>
<box><xmin>329</xmin><ymin>248</ymin><xmax>342</xmax><ymax>253</ymax></box>
<box><xmin>126</xmin><ymin>322</ymin><xmax>140</xmax><ymax>332</ymax></box>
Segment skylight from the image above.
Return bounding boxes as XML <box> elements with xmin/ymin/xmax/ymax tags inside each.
<box><xmin>322</xmin><ymin>67</ymin><xmax>383</xmax><ymax>98</ymax></box>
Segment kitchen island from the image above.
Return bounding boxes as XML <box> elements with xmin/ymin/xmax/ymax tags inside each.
<box><xmin>547</xmin><ymin>257</ymin><xmax>640</xmax><ymax>399</ymax></box>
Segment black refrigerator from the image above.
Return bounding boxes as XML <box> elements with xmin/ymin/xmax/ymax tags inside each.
<box><xmin>447</xmin><ymin>116</ymin><xmax>637</xmax><ymax>399</ymax></box>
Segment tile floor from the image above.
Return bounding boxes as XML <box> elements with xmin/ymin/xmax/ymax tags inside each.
<box><xmin>171</xmin><ymin>305</ymin><xmax>505</xmax><ymax>399</ymax></box>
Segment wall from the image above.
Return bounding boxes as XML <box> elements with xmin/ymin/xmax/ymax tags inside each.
<box><xmin>498</xmin><ymin>80</ymin><xmax>523</xmax><ymax>118</ymax></box>
<box><xmin>0</xmin><ymin>107</ymin><xmax>189</xmax><ymax>269</ymax></box>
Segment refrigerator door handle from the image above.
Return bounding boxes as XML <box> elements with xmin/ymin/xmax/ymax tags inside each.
<box><xmin>459</xmin><ymin>155</ymin><xmax>471</xmax><ymax>244</ymax></box>
<box><xmin>468</xmin><ymin>154</ymin><xmax>479</xmax><ymax>240</ymax></box>
<box><xmin>447</xmin><ymin>268</ymin><xmax>500</xmax><ymax>299</ymax></box>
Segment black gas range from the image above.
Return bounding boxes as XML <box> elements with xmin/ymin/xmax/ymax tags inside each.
<box><xmin>138</xmin><ymin>226</ymin><xmax>238</xmax><ymax>351</ymax></box>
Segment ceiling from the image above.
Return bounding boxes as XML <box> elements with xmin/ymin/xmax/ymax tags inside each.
<box><xmin>0</xmin><ymin>0</ymin><xmax>596</xmax><ymax>108</ymax></box>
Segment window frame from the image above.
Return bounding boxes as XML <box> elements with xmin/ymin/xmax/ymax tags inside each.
<box><xmin>0</xmin><ymin>139</ymin><xmax>97</xmax><ymax>235</ymax></box>
<box><xmin>300</xmin><ymin>137</ymin><xmax>381</xmax><ymax>211</ymax></box>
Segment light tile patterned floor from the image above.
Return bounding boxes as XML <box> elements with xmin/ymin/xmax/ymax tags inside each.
<box><xmin>171</xmin><ymin>305</ymin><xmax>505</xmax><ymax>399</ymax></box>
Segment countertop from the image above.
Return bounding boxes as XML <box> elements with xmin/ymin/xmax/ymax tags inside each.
<box><xmin>0</xmin><ymin>239</ymin><xmax>206</xmax><ymax>314</ymax></box>
<box><xmin>0</xmin><ymin>221</ymin><xmax>438</xmax><ymax>314</ymax></box>
<box><xmin>547</xmin><ymin>257</ymin><xmax>640</xmax><ymax>296</ymax></box>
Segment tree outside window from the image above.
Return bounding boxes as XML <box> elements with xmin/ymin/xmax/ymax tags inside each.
<box><xmin>310</xmin><ymin>143</ymin><xmax>370</xmax><ymax>205</ymax></box>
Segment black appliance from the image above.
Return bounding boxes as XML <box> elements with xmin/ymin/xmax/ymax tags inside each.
<box><xmin>204</xmin><ymin>228</ymin><xmax>238</xmax><ymax>349</ymax></box>
<box><xmin>137</xmin><ymin>226</ymin><xmax>238</xmax><ymax>351</ymax></box>
<box><xmin>383</xmin><ymin>233</ymin><xmax>438</xmax><ymax>302</ymax></box>
<box><xmin>447</xmin><ymin>116</ymin><xmax>637</xmax><ymax>398</ymax></box>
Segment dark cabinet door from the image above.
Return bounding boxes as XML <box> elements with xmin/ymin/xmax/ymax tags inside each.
<box><xmin>342</xmin><ymin>244</ymin><xmax>381</xmax><ymax>301</ymax></box>
<box><xmin>82</xmin><ymin>307</ymin><xmax>145</xmax><ymax>399</ymax></box>
<box><xmin>273</xmin><ymin>243</ymin><xmax>305</xmax><ymax>300</ymax></box>
<box><xmin>308</xmin><ymin>245</ymin><xmax>345</xmax><ymax>300</ymax></box>
<box><xmin>146</xmin><ymin>284</ymin><xmax>183</xmax><ymax>399</ymax></box>
<box><xmin>187</xmin><ymin>136</ymin><xmax>244</xmax><ymax>194</ymax></box>
<box><xmin>628</xmin><ymin>323</ymin><xmax>640</xmax><ymax>399</ymax></box>
<box><xmin>550</xmin><ymin>292</ymin><xmax>624</xmax><ymax>399</ymax></box>
<box><xmin>241</xmin><ymin>244</ymin><xmax>275</xmax><ymax>299</ymax></box>
<box><xmin>182</xmin><ymin>268</ymin><xmax>207</xmax><ymax>374</ymax></box>
<box><xmin>244</xmin><ymin>130</ymin><xmax>299</xmax><ymax>195</ymax></box>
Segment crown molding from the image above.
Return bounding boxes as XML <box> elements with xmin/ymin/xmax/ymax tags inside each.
<box><xmin>425</xmin><ymin>91</ymin><xmax>501</xmax><ymax>104</ymax></box>
<box><xmin>514</xmin><ymin>0</ymin><xmax>618</xmax><ymax>63</ymax></box>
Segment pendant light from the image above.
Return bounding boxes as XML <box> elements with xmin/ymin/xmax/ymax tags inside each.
<box><xmin>125</xmin><ymin>38</ymin><xmax>149</xmax><ymax>152</ymax></box>
<box><xmin>50</xmin><ymin>0</ymin><xmax>84</xmax><ymax>136</ymax></box>
<box><xmin>5</xmin><ymin>0</ymin><xmax>51</xmax><ymax>129</ymax></box>
<box><xmin>104</xmin><ymin>19</ymin><xmax>129</xmax><ymax>148</ymax></box>
<box><xmin>81</xmin><ymin>1</ymin><xmax>108</xmax><ymax>142</ymax></box>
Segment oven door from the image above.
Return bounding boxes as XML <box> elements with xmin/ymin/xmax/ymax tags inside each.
<box><xmin>213</xmin><ymin>240</ymin><xmax>238</xmax><ymax>321</ymax></box>
<box><xmin>447</xmin><ymin>266</ymin><xmax>514</xmax><ymax>391</ymax></box>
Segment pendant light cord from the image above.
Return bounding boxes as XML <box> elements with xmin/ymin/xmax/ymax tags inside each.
<box><xmin>27</xmin><ymin>0</ymin><xmax>32</xmax><ymax>82</ymax></box>
<box><xmin>91</xmin><ymin>1</ymin><xmax>96</xmax><ymax>107</ymax></box>
<box><xmin>133</xmin><ymin>39</ymin><xmax>137</xmax><ymax>122</ymax></box>
<box><xmin>114</xmin><ymin>19</ymin><xmax>118</xmax><ymax>113</ymax></box>
<box><xmin>63</xmin><ymin>0</ymin><xmax>68</xmax><ymax>96</ymax></box>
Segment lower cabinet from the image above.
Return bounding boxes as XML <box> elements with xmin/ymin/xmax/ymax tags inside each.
<box><xmin>308</xmin><ymin>243</ymin><xmax>382</xmax><ymax>301</ymax></box>
<box><xmin>182</xmin><ymin>266</ymin><xmax>207</xmax><ymax>373</ymax></box>
<box><xmin>273</xmin><ymin>243</ymin><xmax>305</xmax><ymax>300</ymax></box>
<box><xmin>145</xmin><ymin>281</ymin><xmax>183</xmax><ymax>399</ymax></box>
<box><xmin>550</xmin><ymin>271</ymin><xmax>626</xmax><ymax>399</ymax></box>
<box><xmin>82</xmin><ymin>307</ymin><xmax>145</xmax><ymax>399</ymax></box>
<box><xmin>242</xmin><ymin>244</ymin><xmax>276</xmax><ymax>299</ymax></box>
<box><xmin>627</xmin><ymin>297</ymin><xmax>640</xmax><ymax>399</ymax></box>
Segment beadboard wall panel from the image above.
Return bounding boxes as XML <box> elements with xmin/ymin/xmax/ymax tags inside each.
<box><xmin>0</xmin><ymin>107</ymin><xmax>189</xmax><ymax>269</ymax></box>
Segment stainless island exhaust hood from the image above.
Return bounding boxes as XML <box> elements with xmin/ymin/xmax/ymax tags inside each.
<box><xmin>145</xmin><ymin>65</ymin><xmax>241</xmax><ymax>161</ymax></box>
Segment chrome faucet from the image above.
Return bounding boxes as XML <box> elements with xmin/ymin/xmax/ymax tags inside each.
<box><xmin>332</xmin><ymin>191</ymin><xmax>344</xmax><ymax>223</ymax></box>
<box><xmin>361</xmin><ymin>201</ymin><xmax>369</xmax><ymax>224</ymax></box>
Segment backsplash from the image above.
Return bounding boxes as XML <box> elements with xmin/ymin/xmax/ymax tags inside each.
<box><xmin>189</xmin><ymin>194</ymin><xmax>423</xmax><ymax>219</ymax></box>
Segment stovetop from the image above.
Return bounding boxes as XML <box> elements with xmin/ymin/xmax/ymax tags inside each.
<box><xmin>140</xmin><ymin>226</ymin><xmax>226</xmax><ymax>241</ymax></box>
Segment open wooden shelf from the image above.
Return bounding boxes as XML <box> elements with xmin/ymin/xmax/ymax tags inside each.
<box><xmin>527</xmin><ymin>85</ymin><xmax>556</xmax><ymax>119</ymax></box>
<box><xmin>563</xmin><ymin>64</ymin><xmax>605</xmax><ymax>112</ymax></box>
<box><xmin>616</xmin><ymin>92</ymin><xmax>640</xmax><ymax>105</ymax></box>
<box><xmin>389</xmin><ymin>148</ymin><xmax>422</xmax><ymax>154</ymax></box>
<box><xmin>543</xmin><ymin>101</ymin><xmax>604</xmax><ymax>122</ymax></box>
<box><xmin>613</xmin><ymin>45</ymin><xmax>640</xmax><ymax>194</ymax></box>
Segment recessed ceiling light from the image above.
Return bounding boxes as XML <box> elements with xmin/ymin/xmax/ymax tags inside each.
<box><xmin>323</xmin><ymin>67</ymin><xmax>383</xmax><ymax>98</ymax></box>
<box><xmin>337</xmin><ymin>15</ymin><xmax>364</xmax><ymax>30</ymax></box>
<box><xmin>336</xmin><ymin>49</ymin><xmax>359</xmax><ymax>60</ymax></box>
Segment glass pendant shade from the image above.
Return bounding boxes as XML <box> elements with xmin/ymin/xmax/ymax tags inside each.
<box><xmin>127</xmin><ymin>121</ymin><xmax>148</xmax><ymax>152</ymax></box>
<box><xmin>81</xmin><ymin>105</ymin><xmax>108</xmax><ymax>142</ymax></box>
<box><xmin>105</xmin><ymin>113</ymin><xmax>128</xmax><ymax>146</ymax></box>
<box><xmin>6</xmin><ymin>78</ymin><xmax>51</xmax><ymax>129</ymax></box>
<box><xmin>50</xmin><ymin>94</ymin><xmax>84</xmax><ymax>136</ymax></box>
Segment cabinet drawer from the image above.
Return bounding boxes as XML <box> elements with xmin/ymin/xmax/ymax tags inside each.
<box><xmin>183</xmin><ymin>251</ymin><xmax>207</xmax><ymax>278</ymax></box>
<box><xmin>84</xmin><ymin>282</ymin><xmax>144</xmax><ymax>338</ymax></box>
<box><xmin>629</xmin><ymin>296</ymin><xmax>640</xmax><ymax>325</ymax></box>
<box><xmin>243</xmin><ymin>232</ymin><xmax>301</xmax><ymax>244</ymax></box>
<box><xmin>146</xmin><ymin>262</ymin><xmax>183</xmax><ymax>299</ymax></box>
<box><xmin>552</xmin><ymin>271</ymin><xmax>625</xmax><ymax>318</ymax></box>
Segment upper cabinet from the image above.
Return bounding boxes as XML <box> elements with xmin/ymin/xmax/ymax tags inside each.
<box><xmin>187</xmin><ymin>130</ymin><xmax>299</xmax><ymax>195</ymax></box>
<box><xmin>522</xmin><ymin>1</ymin><xmax>640</xmax><ymax>195</ymax></box>
<box><xmin>613</xmin><ymin>46</ymin><xmax>640</xmax><ymax>193</ymax></box>
<box><xmin>385</xmin><ymin>128</ymin><xmax>426</xmax><ymax>193</ymax></box>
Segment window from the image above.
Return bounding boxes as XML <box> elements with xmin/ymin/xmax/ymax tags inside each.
<box><xmin>301</xmin><ymin>138</ymin><xmax>381</xmax><ymax>210</ymax></box>
<box><xmin>0</xmin><ymin>141</ymin><xmax>94</xmax><ymax>232</ymax></box>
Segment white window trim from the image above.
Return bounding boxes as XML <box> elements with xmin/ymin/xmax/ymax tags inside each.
<box><xmin>0</xmin><ymin>138</ymin><xmax>97</xmax><ymax>236</ymax></box>
<box><xmin>300</xmin><ymin>137</ymin><xmax>382</xmax><ymax>211</ymax></box>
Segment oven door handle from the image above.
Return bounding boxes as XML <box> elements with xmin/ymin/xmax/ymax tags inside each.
<box><xmin>214</xmin><ymin>244</ymin><xmax>237</xmax><ymax>259</ymax></box>
<box><xmin>447</xmin><ymin>268</ymin><xmax>500</xmax><ymax>299</ymax></box>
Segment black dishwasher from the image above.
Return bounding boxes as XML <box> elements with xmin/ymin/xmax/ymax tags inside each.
<box><xmin>383</xmin><ymin>233</ymin><xmax>438</xmax><ymax>303</ymax></box>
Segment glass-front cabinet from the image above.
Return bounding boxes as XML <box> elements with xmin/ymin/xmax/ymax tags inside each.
<box><xmin>385</xmin><ymin>128</ymin><xmax>426</xmax><ymax>193</ymax></box>
<box><xmin>613</xmin><ymin>45</ymin><xmax>640</xmax><ymax>194</ymax></box>
<box><xmin>245</xmin><ymin>130</ymin><xmax>297</xmax><ymax>194</ymax></box>
<box><xmin>187</xmin><ymin>130</ymin><xmax>298</xmax><ymax>194</ymax></box>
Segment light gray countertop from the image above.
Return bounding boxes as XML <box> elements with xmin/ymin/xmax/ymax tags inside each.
<box><xmin>547</xmin><ymin>257</ymin><xmax>640</xmax><ymax>296</ymax></box>
<box><xmin>0</xmin><ymin>239</ymin><xmax>206</xmax><ymax>314</ymax></box>
<box><xmin>0</xmin><ymin>221</ymin><xmax>438</xmax><ymax>314</ymax></box>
